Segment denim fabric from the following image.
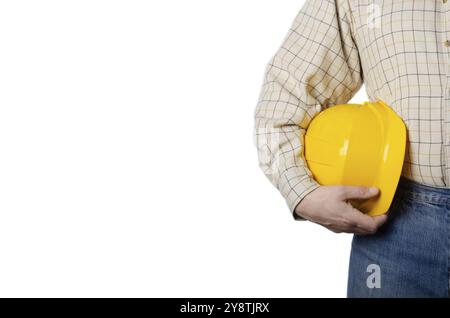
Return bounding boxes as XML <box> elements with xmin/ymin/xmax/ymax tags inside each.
<box><xmin>347</xmin><ymin>177</ymin><xmax>450</xmax><ymax>298</ymax></box>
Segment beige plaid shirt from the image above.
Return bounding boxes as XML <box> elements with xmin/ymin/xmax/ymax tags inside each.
<box><xmin>255</xmin><ymin>0</ymin><xmax>450</xmax><ymax>215</ymax></box>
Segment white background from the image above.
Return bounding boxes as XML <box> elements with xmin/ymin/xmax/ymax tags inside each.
<box><xmin>0</xmin><ymin>0</ymin><xmax>368</xmax><ymax>297</ymax></box>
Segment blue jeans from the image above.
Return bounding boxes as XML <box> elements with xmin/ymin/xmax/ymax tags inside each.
<box><xmin>347</xmin><ymin>177</ymin><xmax>450</xmax><ymax>298</ymax></box>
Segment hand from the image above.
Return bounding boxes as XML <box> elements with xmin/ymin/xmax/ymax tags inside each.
<box><xmin>295</xmin><ymin>186</ymin><xmax>388</xmax><ymax>235</ymax></box>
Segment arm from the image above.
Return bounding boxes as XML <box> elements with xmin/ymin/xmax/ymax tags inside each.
<box><xmin>255</xmin><ymin>0</ymin><xmax>386</xmax><ymax>233</ymax></box>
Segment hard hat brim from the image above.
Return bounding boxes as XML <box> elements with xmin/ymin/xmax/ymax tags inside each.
<box><xmin>360</xmin><ymin>101</ymin><xmax>406</xmax><ymax>216</ymax></box>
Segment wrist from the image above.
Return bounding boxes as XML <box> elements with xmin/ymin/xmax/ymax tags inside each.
<box><xmin>294</xmin><ymin>186</ymin><xmax>321</xmax><ymax>219</ymax></box>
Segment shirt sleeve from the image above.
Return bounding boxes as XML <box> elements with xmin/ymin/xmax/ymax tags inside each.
<box><xmin>254</xmin><ymin>0</ymin><xmax>363</xmax><ymax>218</ymax></box>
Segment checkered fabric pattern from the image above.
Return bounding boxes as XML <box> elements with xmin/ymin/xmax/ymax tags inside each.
<box><xmin>255</xmin><ymin>0</ymin><xmax>450</xmax><ymax>215</ymax></box>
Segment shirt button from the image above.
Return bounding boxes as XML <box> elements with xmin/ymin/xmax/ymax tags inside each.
<box><xmin>445</xmin><ymin>40</ymin><xmax>450</xmax><ymax>47</ymax></box>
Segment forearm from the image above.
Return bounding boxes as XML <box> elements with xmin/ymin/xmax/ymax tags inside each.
<box><xmin>254</xmin><ymin>0</ymin><xmax>362</xmax><ymax>217</ymax></box>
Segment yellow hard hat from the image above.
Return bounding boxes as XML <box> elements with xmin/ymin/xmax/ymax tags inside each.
<box><xmin>304</xmin><ymin>101</ymin><xmax>406</xmax><ymax>216</ymax></box>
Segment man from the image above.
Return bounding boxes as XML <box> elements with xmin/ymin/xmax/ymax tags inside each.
<box><xmin>255</xmin><ymin>0</ymin><xmax>450</xmax><ymax>297</ymax></box>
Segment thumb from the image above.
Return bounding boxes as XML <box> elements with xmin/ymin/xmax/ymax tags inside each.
<box><xmin>339</xmin><ymin>186</ymin><xmax>380</xmax><ymax>200</ymax></box>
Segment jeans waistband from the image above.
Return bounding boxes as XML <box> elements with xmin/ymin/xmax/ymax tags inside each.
<box><xmin>396</xmin><ymin>177</ymin><xmax>450</xmax><ymax>206</ymax></box>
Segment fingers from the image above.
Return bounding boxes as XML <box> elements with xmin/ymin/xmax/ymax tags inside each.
<box><xmin>338</xmin><ymin>186</ymin><xmax>379</xmax><ymax>200</ymax></box>
<box><xmin>303</xmin><ymin>185</ymin><xmax>389</xmax><ymax>235</ymax></box>
<box><xmin>337</xmin><ymin>186</ymin><xmax>388</xmax><ymax>234</ymax></box>
<box><xmin>372</xmin><ymin>214</ymin><xmax>389</xmax><ymax>228</ymax></box>
<box><xmin>342</xmin><ymin>207</ymin><xmax>388</xmax><ymax>235</ymax></box>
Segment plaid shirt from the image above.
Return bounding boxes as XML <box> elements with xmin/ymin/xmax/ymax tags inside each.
<box><xmin>255</xmin><ymin>0</ymin><xmax>450</xmax><ymax>214</ymax></box>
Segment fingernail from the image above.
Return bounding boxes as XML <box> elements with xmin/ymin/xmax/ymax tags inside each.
<box><xmin>369</xmin><ymin>187</ymin><xmax>379</xmax><ymax>194</ymax></box>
